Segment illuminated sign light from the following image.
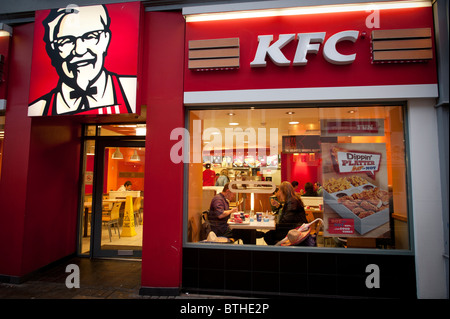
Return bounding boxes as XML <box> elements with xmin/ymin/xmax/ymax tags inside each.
<box><xmin>184</xmin><ymin>1</ymin><xmax>431</xmax><ymax>22</ymax></box>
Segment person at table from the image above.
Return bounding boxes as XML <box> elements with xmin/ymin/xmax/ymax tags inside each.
<box><xmin>215</xmin><ymin>169</ymin><xmax>230</xmax><ymax>186</ymax></box>
<box><xmin>291</xmin><ymin>180</ymin><xmax>300</xmax><ymax>192</ymax></box>
<box><xmin>264</xmin><ymin>181</ymin><xmax>308</xmax><ymax>245</ymax></box>
<box><xmin>208</xmin><ymin>183</ymin><xmax>250</xmax><ymax>243</ymax></box>
<box><xmin>303</xmin><ymin>182</ymin><xmax>318</xmax><ymax>196</ymax></box>
<box><xmin>314</xmin><ymin>182</ymin><xmax>323</xmax><ymax>197</ymax></box>
<box><xmin>269</xmin><ymin>187</ymin><xmax>282</xmax><ymax>222</ymax></box>
<box><xmin>117</xmin><ymin>181</ymin><xmax>132</xmax><ymax>191</ymax></box>
<box><xmin>202</xmin><ymin>163</ymin><xmax>216</xmax><ymax>186</ymax></box>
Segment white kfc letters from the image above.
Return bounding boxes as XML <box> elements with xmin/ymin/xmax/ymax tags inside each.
<box><xmin>250</xmin><ymin>30</ymin><xmax>359</xmax><ymax>67</ymax></box>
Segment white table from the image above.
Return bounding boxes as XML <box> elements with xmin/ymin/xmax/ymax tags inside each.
<box><xmin>228</xmin><ymin>219</ymin><xmax>276</xmax><ymax>244</ymax></box>
<box><xmin>228</xmin><ymin>219</ymin><xmax>275</xmax><ymax>230</ymax></box>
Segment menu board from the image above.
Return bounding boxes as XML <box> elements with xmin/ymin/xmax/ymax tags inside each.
<box><xmin>321</xmin><ymin>143</ymin><xmax>391</xmax><ymax>238</ymax></box>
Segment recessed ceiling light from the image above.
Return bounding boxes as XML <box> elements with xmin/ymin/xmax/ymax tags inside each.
<box><xmin>286</xmin><ymin>111</ymin><xmax>295</xmax><ymax>115</ymax></box>
<box><xmin>229</xmin><ymin>122</ymin><xmax>239</xmax><ymax>126</ymax></box>
<box><xmin>227</xmin><ymin>112</ymin><xmax>235</xmax><ymax>116</ymax></box>
<box><xmin>289</xmin><ymin>121</ymin><xmax>300</xmax><ymax>125</ymax></box>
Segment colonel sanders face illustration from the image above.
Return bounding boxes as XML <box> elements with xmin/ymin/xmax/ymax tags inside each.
<box><xmin>28</xmin><ymin>4</ymin><xmax>137</xmax><ymax>116</ymax></box>
<box><xmin>45</xmin><ymin>5</ymin><xmax>111</xmax><ymax>92</ymax></box>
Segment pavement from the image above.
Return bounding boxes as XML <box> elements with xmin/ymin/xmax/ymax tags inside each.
<box><xmin>0</xmin><ymin>256</ymin><xmax>245</xmax><ymax>300</ymax></box>
<box><xmin>0</xmin><ymin>256</ymin><xmax>440</xmax><ymax>318</ymax></box>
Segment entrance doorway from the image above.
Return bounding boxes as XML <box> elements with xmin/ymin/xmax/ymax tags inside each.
<box><xmin>79</xmin><ymin>124</ymin><xmax>145</xmax><ymax>258</ymax></box>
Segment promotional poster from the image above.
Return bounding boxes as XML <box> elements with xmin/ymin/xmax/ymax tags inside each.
<box><xmin>322</xmin><ymin>143</ymin><xmax>391</xmax><ymax>238</ymax></box>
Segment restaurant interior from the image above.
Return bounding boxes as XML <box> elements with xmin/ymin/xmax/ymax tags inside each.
<box><xmin>77</xmin><ymin>104</ymin><xmax>410</xmax><ymax>253</ymax></box>
<box><xmin>187</xmin><ymin>105</ymin><xmax>410</xmax><ymax>250</ymax></box>
<box><xmin>80</xmin><ymin>124</ymin><xmax>146</xmax><ymax>255</ymax></box>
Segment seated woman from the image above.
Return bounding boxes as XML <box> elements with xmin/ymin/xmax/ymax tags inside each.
<box><xmin>264</xmin><ymin>181</ymin><xmax>308</xmax><ymax>245</ymax></box>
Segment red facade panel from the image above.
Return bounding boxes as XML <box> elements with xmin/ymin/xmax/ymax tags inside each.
<box><xmin>140</xmin><ymin>11</ymin><xmax>185</xmax><ymax>289</ymax></box>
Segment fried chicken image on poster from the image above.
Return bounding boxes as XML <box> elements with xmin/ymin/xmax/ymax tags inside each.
<box><xmin>28</xmin><ymin>3</ymin><xmax>140</xmax><ymax>116</ymax></box>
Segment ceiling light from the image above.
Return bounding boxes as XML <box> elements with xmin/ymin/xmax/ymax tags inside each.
<box><xmin>286</xmin><ymin>111</ymin><xmax>295</xmax><ymax>115</ymax></box>
<box><xmin>289</xmin><ymin>121</ymin><xmax>300</xmax><ymax>125</ymax></box>
<box><xmin>0</xmin><ymin>23</ymin><xmax>13</xmax><ymax>37</ymax></box>
<box><xmin>112</xmin><ymin>148</ymin><xmax>124</xmax><ymax>159</ymax></box>
<box><xmin>130</xmin><ymin>149</ymin><xmax>141</xmax><ymax>161</ymax></box>
<box><xmin>227</xmin><ymin>112</ymin><xmax>235</xmax><ymax>116</ymax></box>
<box><xmin>229</xmin><ymin>122</ymin><xmax>239</xmax><ymax>126</ymax></box>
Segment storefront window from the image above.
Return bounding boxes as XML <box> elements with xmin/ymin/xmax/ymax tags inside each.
<box><xmin>186</xmin><ymin>105</ymin><xmax>409</xmax><ymax>250</ymax></box>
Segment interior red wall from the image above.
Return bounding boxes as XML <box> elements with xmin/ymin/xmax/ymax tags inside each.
<box><xmin>116</xmin><ymin>148</ymin><xmax>145</xmax><ymax>191</ymax></box>
<box><xmin>281</xmin><ymin>153</ymin><xmax>322</xmax><ymax>190</ymax></box>
<box><xmin>140</xmin><ymin>12</ymin><xmax>185</xmax><ymax>289</ymax></box>
<box><xmin>0</xmin><ymin>23</ymin><xmax>81</xmax><ymax>278</ymax></box>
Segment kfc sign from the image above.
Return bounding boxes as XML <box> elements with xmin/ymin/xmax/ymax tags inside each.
<box><xmin>185</xmin><ymin>6</ymin><xmax>437</xmax><ymax>94</ymax></box>
<box><xmin>28</xmin><ymin>2</ymin><xmax>141</xmax><ymax>116</ymax></box>
<box><xmin>250</xmin><ymin>31</ymin><xmax>359</xmax><ymax>67</ymax></box>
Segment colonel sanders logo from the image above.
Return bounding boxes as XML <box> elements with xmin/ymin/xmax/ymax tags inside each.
<box><xmin>28</xmin><ymin>4</ymin><xmax>138</xmax><ymax>116</ymax></box>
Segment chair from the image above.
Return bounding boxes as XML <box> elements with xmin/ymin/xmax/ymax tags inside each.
<box><xmin>133</xmin><ymin>196</ymin><xmax>143</xmax><ymax>226</ymax></box>
<box><xmin>102</xmin><ymin>202</ymin><xmax>122</xmax><ymax>242</ymax></box>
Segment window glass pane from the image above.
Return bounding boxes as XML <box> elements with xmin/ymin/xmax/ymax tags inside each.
<box><xmin>101</xmin><ymin>147</ymin><xmax>144</xmax><ymax>251</ymax></box>
<box><xmin>85</xmin><ymin>125</ymin><xmax>97</xmax><ymax>136</ymax></box>
<box><xmin>99</xmin><ymin>124</ymin><xmax>146</xmax><ymax>136</ymax></box>
<box><xmin>186</xmin><ymin>105</ymin><xmax>409</xmax><ymax>250</ymax></box>
<box><xmin>80</xmin><ymin>139</ymin><xmax>95</xmax><ymax>255</ymax></box>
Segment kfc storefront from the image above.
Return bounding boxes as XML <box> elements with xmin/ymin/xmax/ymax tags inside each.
<box><xmin>178</xmin><ymin>0</ymin><xmax>447</xmax><ymax>299</ymax></box>
<box><xmin>0</xmin><ymin>0</ymin><xmax>447</xmax><ymax>299</ymax></box>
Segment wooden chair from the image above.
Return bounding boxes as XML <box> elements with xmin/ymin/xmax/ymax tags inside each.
<box><xmin>102</xmin><ymin>202</ymin><xmax>122</xmax><ymax>242</ymax></box>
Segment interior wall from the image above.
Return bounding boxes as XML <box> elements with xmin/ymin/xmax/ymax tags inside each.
<box><xmin>281</xmin><ymin>152</ymin><xmax>321</xmax><ymax>189</ymax></box>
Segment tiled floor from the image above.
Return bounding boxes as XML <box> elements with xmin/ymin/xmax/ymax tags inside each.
<box><xmin>81</xmin><ymin>220</ymin><xmax>143</xmax><ymax>254</ymax></box>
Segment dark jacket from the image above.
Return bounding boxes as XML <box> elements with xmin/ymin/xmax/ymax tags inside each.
<box><xmin>263</xmin><ymin>196</ymin><xmax>308</xmax><ymax>245</ymax></box>
<box><xmin>278</xmin><ymin>197</ymin><xmax>307</xmax><ymax>228</ymax></box>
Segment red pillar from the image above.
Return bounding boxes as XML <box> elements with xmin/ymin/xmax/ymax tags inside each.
<box><xmin>0</xmin><ymin>23</ymin><xmax>80</xmax><ymax>280</ymax></box>
<box><xmin>0</xmin><ymin>24</ymin><xmax>33</xmax><ymax>278</ymax></box>
<box><xmin>140</xmin><ymin>11</ymin><xmax>185</xmax><ymax>294</ymax></box>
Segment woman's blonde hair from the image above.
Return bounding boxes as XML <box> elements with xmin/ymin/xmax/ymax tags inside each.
<box><xmin>279</xmin><ymin>181</ymin><xmax>304</xmax><ymax>207</ymax></box>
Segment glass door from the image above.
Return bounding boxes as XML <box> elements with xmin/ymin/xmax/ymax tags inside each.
<box><xmin>91</xmin><ymin>140</ymin><xmax>145</xmax><ymax>258</ymax></box>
